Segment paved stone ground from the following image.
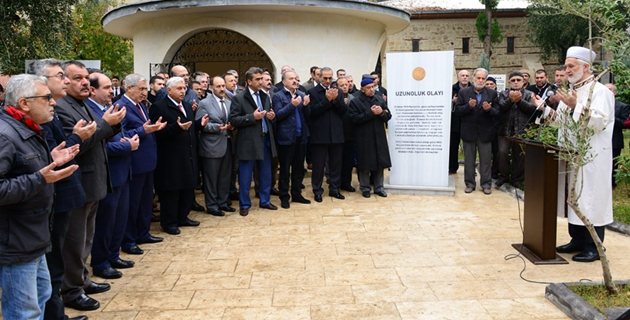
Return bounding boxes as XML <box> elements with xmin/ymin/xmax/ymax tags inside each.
<box><xmin>8</xmin><ymin>169</ymin><xmax>630</xmax><ymax>320</ymax></box>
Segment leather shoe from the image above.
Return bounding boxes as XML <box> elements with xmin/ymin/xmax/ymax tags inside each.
<box><xmin>341</xmin><ymin>185</ymin><xmax>356</xmax><ymax>192</ymax></box>
<box><xmin>496</xmin><ymin>178</ymin><xmax>507</xmax><ymax>187</ymax></box>
<box><xmin>239</xmin><ymin>208</ymin><xmax>249</xmax><ymax>216</ymax></box>
<box><xmin>281</xmin><ymin>201</ymin><xmax>290</xmax><ymax>209</ymax></box>
<box><xmin>465</xmin><ymin>187</ymin><xmax>475</xmax><ymax>193</ymax></box>
<box><xmin>163</xmin><ymin>226</ymin><xmax>181</xmax><ymax>235</ymax></box>
<box><xmin>375</xmin><ymin>190</ymin><xmax>388</xmax><ymax>197</ymax></box>
<box><xmin>329</xmin><ymin>192</ymin><xmax>345</xmax><ymax>200</ymax></box>
<box><xmin>292</xmin><ymin>196</ymin><xmax>311</xmax><ymax>204</ymax></box>
<box><xmin>219</xmin><ymin>205</ymin><xmax>236</xmax><ymax>212</ymax></box>
<box><xmin>191</xmin><ymin>201</ymin><xmax>204</xmax><ymax>212</ymax></box>
<box><xmin>68</xmin><ymin>316</ymin><xmax>89</xmax><ymax>320</ymax></box>
<box><xmin>122</xmin><ymin>245</ymin><xmax>144</xmax><ymax>255</ymax></box>
<box><xmin>93</xmin><ymin>267</ymin><xmax>122</xmax><ymax>279</ymax></box>
<box><xmin>270</xmin><ymin>188</ymin><xmax>280</xmax><ymax>196</ymax></box>
<box><xmin>137</xmin><ymin>235</ymin><xmax>163</xmax><ymax>244</ymax></box>
<box><xmin>84</xmin><ymin>282</ymin><xmax>110</xmax><ymax>294</ymax></box>
<box><xmin>178</xmin><ymin>219</ymin><xmax>200</xmax><ymax>227</ymax></box>
<box><xmin>556</xmin><ymin>242</ymin><xmax>584</xmax><ymax>253</ymax></box>
<box><xmin>572</xmin><ymin>250</ymin><xmax>600</xmax><ymax>262</ymax></box>
<box><xmin>207</xmin><ymin>209</ymin><xmax>225</xmax><ymax>217</ymax></box>
<box><xmin>110</xmin><ymin>258</ymin><xmax>134</xmax><ymax>269</ymax></box>
<box><xmin>362</xmin><ymin>191</ymin><xmax>371</xmax><ymax>198</ymax></box>
<box><xmin>483</xmin><ymin>188</ymin><xmax>492</xmax><ymax>195</ymax></box>
<box><xmin>64</xmin><ymin>294</ymin><xmax>100</xmax><ymax>311</ymax></box>
<box><xmin>261</xmin><ymin>203</ymin><xmax>278</xmax><ymax>210</ymax></box>
<box><xmin>314</xmin><ymin>194</ymin><xmax>323</xmax><ymax>202</ymax></box>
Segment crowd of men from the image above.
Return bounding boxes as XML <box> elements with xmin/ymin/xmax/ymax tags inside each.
<box><xmin>0</xmin><ymin>59</ymin><xmax>392</xmax><ymax>320</ymax></box>
<box><xmin>449</xmin><ymin>46</ymin><xmax>618</xmax><ymax>263</ymax></box>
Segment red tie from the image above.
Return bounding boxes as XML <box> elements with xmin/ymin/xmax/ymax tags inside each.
<box><xmin>178</xmin><ymin>104</ymin><xmax>187</xmax><ymax>117</ymax></box>
<box><xmin>136</xmin><ymin>104</ymin><xmax>147</xmax><ymax>121</ymax></box>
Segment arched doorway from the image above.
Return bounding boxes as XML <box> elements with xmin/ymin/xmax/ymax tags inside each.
<box><xmin>158</xmin><ymin>29</ymin><xmax>274</xmax><ymax>82</ymax></box>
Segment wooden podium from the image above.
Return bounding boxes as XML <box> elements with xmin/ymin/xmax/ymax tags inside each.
<box><xmin>511</xmin><ymin>140</ymin><xmax>568</xmax><ymax>265</ymax></box>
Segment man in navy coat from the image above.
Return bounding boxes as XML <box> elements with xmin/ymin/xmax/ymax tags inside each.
<box><xmin>120</xmin><ymin>74</ymin><xmax>166</xmax><ymax>254</ymax></box>
<box><xmin>85</xmin><ymin>72</ymin><xmax>139</xmax><ymax>280</ymax></box>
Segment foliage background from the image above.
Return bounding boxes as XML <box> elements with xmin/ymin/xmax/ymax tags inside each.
<box><xmin>0</xmin><ymin>0</ymin><xmax>133</xmax><ymax>77</ymax></box>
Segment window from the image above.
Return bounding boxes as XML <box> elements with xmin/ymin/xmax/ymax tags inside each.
<box><xmin>412</xmin><ymin>39</ymin><xmax>420</xmax><ymax>52</ymax></box>
<box><xmin>462</xmin><ymin>38</ymin><xmax>470</xmax><ymax>54</ymax></box>
<box><xmin>507</xmin><ymin>37</ymin><xmax>515</xmax><ymax>54</ymax></box>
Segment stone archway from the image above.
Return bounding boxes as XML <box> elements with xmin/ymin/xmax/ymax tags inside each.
<box><xmin>170</xmin><ymin>29</ymin><xmax>274</xmax><ymax>80</ymax></box>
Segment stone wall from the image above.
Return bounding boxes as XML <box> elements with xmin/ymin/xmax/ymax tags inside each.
<box><xmin>383</xmin><ymin>16</ymin><xmax>558</xmax><ymax>83</ymax></box>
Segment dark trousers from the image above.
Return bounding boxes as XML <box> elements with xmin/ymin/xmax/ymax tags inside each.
<box><xmin>358</xmin><ymin>169</ymin><xmax>384</xmax><ymax>193</ymax></box>
<box><xmin>491</xmin><ymin>136</ymin><xmax>499</xmax><ymax>179</ymax></box>
<box><xmin>239</xmin><ymin>136</ymin><xmax>273</xmax><ymax>208</ymax></box>
<box><xmin>44</xmin><ymin>210</ymin><xmax>72</xmax><ymax>320</ymax></box>
<box><xmin>91</xmin><ymin>181</ymin><xmax>129</xmax><ymax>272</ymax></box>
<box><xmin>341</xmin><ymin>140</ymin><xmax>356</xmax><ymax>188</ymax></box>
<box><xmin>123</xmin><ymin>172</ymin><xmax>154</xmax><ymax>250</ymax></box>
<box><xmin>311</xmin><ymin>143</ymin><xmax>343</xmax><ymax>195</ymax></box>
<box><xmin>159</xmin><ymin>188</ymin><xmax>195</xmax><ymax>229</ymax></box>
<box><xmin>463</xmin><ymin>139</ymin><xmax>492</xmax><ymax>189</ymax></box>
<box><xmin>498</xmin><ymin>136</ymin><xmax>525</xmax><ymax>185</ymax></box>
<box><xmin>277</xmin><ymin>137</ymin><xmax>306</xmax><ymax>202</ymax></box>
<box><xmin>613</xmin><ymin>148</ymin><xmax>621</xmax><ymax>187</ymax></box>
<box><xmin>201</xmin><ymin>144</ymin><xmax>233</xmax><ymax>210</ymax></box>
<box><xmin>61</xmin><ymin>201</ymin><xmax>98</xmax><ymax>302</ymax></box>
<box><xmin>449</xmin><ymin>131</ymin><xmax>461</xmax><ymax>173</ymax></box>
<box><xmin>568</xmin><ymin>223</ymin><xmax>606</xmax><ymax>252</ymax></box>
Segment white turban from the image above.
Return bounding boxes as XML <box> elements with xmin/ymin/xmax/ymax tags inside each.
<box><xmin>566</xmin><ymin>46</ymin><xmax>596</xmax><ymax>63</ymax></box>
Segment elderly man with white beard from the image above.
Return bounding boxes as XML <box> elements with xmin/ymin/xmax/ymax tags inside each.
<box><xmin>538</xmin><ymin>46</ymin><xmax>615</xmax><ymax>262</ymax></box>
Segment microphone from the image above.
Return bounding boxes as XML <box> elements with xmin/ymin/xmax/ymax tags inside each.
<box><xmin>536</xmin><ymin>90</ymin><xmax>555</xmax><ymax>109</ymax></box>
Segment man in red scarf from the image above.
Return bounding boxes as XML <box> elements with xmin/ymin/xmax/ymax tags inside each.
<box><xmin>0</xmin><ymin>74</ymin><xmax>79</xmax><ymax>320</ymax></box>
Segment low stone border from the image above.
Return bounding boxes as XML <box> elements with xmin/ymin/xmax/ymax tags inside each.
<box><xmin>546</xmin><ymin>281</ymin><xmax>630</xmax><ymax>320</ymax></box>
<box><xmin>607</xmin><ymin>221</ymin><xmax>630</xmax><ymax>237</ymax></box>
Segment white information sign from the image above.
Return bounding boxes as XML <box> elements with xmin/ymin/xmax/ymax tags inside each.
<box><xmin>489</xmin><ymin>74</ymin><xmax>507</xmax><ymax>91</ymax></box>
<box><xmin>386</xmin><ymin>51</ymin><xmax>454</xmax><ymax>188</ymax></box>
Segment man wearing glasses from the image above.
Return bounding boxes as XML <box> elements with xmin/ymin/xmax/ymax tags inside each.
<box><xmin>495</xmin><ymin>71</ymin><xmax>537</xmax><ymax>189</ymax></box>
<box><xmin>27</xmin><ymin>58</ymin><xmax>96</xmax><ymax>320</ymax></box>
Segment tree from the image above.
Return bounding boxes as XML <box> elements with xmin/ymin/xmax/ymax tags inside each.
<box><xmin>0</xmin><ymin>0</ymin><xmax>77</xmax><ymax>74</ymax></box>
<box><xmin>531</xmin><ymin>0</ymin><xmax>630</xmax><ymax>296</ymax></box>
<box><xmin>475</xmin><ymin>0</ymin><xmax>503</xmax><ymax>64</ymax></box>
<box><xmin>70</xmin><ymin>0</ymin><xmax>133</xmax><ymax>77</ymax></box>
<box><xmin>526</xmin><ymin>7</ymin><xmax>591</xmax><ymax>64</ymax></box>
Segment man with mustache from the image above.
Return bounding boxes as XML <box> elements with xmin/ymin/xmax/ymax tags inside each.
<box><xmin>56</xmin><ymin>60</ymin><xmax>126</xmax><ymax>311</ymax></box>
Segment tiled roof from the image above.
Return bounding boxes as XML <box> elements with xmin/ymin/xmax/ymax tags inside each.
<box><xmin>380</xmin><ymin>0</ymin><xmax>529</xmax><ymax>12</ymax></box>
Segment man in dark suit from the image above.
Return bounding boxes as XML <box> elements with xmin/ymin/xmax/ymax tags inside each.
<box><xmin>56</xmin><ymin>61</ymin><xmax>126</xmax><ymax>311</ymax></box>
<box><xmin>111</xmin><ymin>76</ymin><xmax>124</xmax><ymax>97</ymax></box>
<box><xmin>450</xmin><ymin>70</ymin><xmax>469</xmax><ymax>174</ymax></box>
<box><xmin>149</xmin><ymin>77</ymin><xmax>209</xmax><ymax>235</ymax></box>
<box><xmin>302</xmin><ymin>66</ymin><xmax>319</xmax><ymax>91</ymax></box>
<box><xmin>28</xmin><ymin>58</ymin><xmax>95</xmax><ymax>320</ymax></box>
<box><xmin>455</xmin><ymin>68</ymin><xmax>499</xmax><ymax>195</ymax></box>
<box><xmin>196</xmin><ymin>76</ymin><xmax>236</xmax><ymax>216</ymax></box>
<box><xmin>85</xmin><ymin>72</ymin><xmax>139</xmax><ymax>280</ymax></box>
<box><xmin>307</xmin><ymin>67</ymin><xmax>347</xmax><ymax>202</ymax></box>
<box><xmin>606</xmin><ymin>83</ymin><xmax>630</xmax><ymax>187</ymax></box>
<box><xmin>230</xmin><ymin>67</ymin><xmax>278</xmax><ymax>216</ymax></box>
<box><xmin>272</xmin><ymin>70</ymin><xmax>312</xmax><ymax>209</ymax></box>
<box><xmin>120</xmin><ymin>74</ymin><xmax>167</xmax><ymax>253</ymax></box>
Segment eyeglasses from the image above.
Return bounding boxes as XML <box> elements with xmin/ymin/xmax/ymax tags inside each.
<box><xmin>25</xmin><ymin>94</ymin><xmax>54</xmax><ymax>101</ymax></box>
<box><xmin>45</xmin><ymin>72</ymin><xmax>67</xmax><ymax>80</ymax></box>
<box><xmin>510</xmin><ymin>79</ymin><xmax>523</xmax><ymax>82</ymax></box>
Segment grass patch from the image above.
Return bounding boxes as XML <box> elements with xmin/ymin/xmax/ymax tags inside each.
<box><xmin>613</xmin><ymin>185</ymin><xmax>630</xmax><ymax>225</ymax></box>
<box><xmin>568</xmin><ymin>284</ymin><xmax>630</xmax><ymax>314</ymax></box>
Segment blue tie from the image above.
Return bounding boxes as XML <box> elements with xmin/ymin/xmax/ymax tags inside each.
<box><xmin>254</xmin><ymin>92</ymin><xmax>268</xmax><ymax>134</ymax></box>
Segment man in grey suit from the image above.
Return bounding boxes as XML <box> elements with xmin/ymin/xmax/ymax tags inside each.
<box><xmin>55</xmin><ymin>61</ymin><xmax>126</xmax><ymax>311</ymax></box>
<box><xmin>196</xmin><ymin>76</ymin><xmax>236</xmax><ymax>216</ymax></box>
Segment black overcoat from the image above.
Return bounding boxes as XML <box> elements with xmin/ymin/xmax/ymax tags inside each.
<box><xmin>348</xmin><ymin>92</ymin><xmax>392</xmax><ymax>171</ymax></box>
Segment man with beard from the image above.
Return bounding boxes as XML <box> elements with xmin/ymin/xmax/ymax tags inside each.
<box><xmin>538</xmin><ymin>46</ymin><xmax>615</xmax><ymax>262</ymax></box>
<box><xmin>56</xmin><ymin>61</ymin><xmax>126</xmax><ymax>311</ymax></box>
<box><xmin>27</xmin><ymin>59</ymin><xmax>96</xmax><ymax>320</ymax></box>
<box><xmin>272</xmin><ymin>70</ymin><xmax>311</xmax><ymax>209</ymax></box>
<box><xmin>149</xmin><ymin>77</ymin><xmax>209</xmax><ymax>235</ymax></box>
<box><xmin>455</xmin><ymin>68</ymin><xmax>498</xmax><ymax>195</ymax></box>
<box><xmin>527</xmin><ymin>69</ymin><xmax>553</xmax><ymax>98</ymax></box>
<box><xmin>450</xmin><ymin>70</ymin><xmax>470</xmax><ymax>174</ymax></box>
<box><xmin>148</xmin><ymin>75</ymin><xmax>165</xmax><ymax>105</ymax></box>
<box><xmin>348</xmin><ymin>78</ymin><xmax>392</xmax><ymax>198</ymax></box>
<box><xmin>495</xmin><ymin>71</ymin><xmax>537</xmax><ymax>189</ymax></box>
